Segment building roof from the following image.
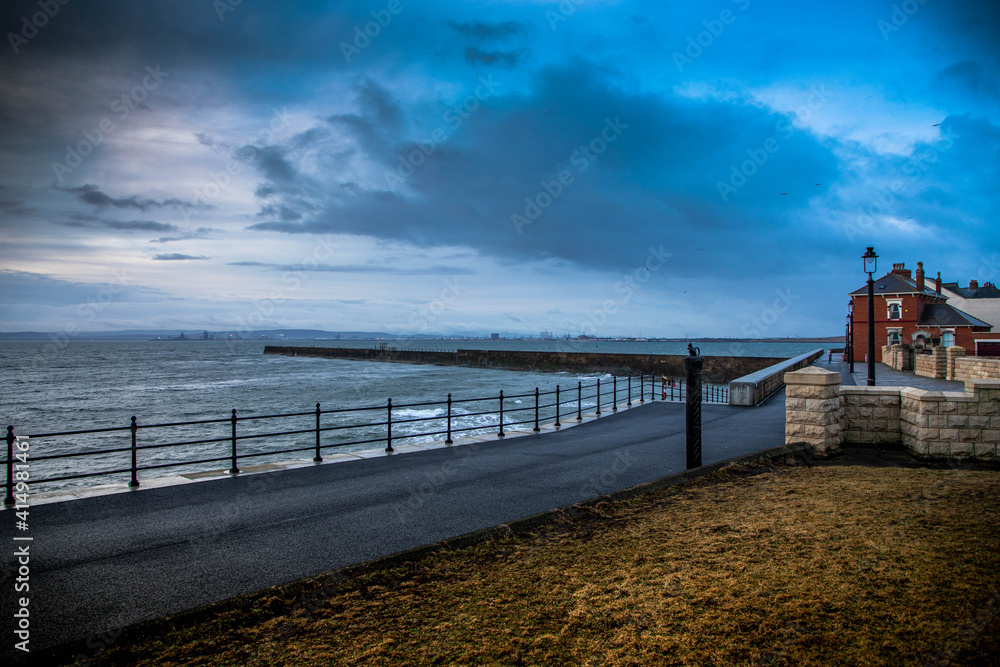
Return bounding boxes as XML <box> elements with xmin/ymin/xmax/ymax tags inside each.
<box><xmin>917</xmin><ymin>303</ymin><xmax>993</xmax><ymax>328</ymax></box>
<box><xmin>850</xmin><ymin>272</ymin><xmax>941</xmax><ymax>298</ymax></box>
<box><xmin>940</xmin><ymin>282</ymin><xmax>1000</xmax><ymax>299</ymax></box>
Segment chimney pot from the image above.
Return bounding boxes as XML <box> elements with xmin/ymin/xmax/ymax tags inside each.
<box><xmin>935</xmin><ymin>271</ymin><xmax>942</xmax><ymax>295</ymax></box>
<box><xmin>891</xmin><ymin>262</ymin><xmax>911</xmax><ymax>279</ymax></box>
<box><xmin>916</xmin><ymin>261</ymin><xmax>925</xmax><ymax>291</ymax></box>
<box><xmin>970</xmin><ymin>279</ymin><xmax>979</xmax><ymax>290</ymax></box>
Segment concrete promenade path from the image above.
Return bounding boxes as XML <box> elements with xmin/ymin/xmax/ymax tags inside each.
<box><xmin>817</xmin><ymin>353</ymin><xmax>966</xmax><ymax>391</ymax></box>
<box><xmin>1</xmin><ymin>393</ymin><xmax>789</xmax><ymax>657</ymax></box>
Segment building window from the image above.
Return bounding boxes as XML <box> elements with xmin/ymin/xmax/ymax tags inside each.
<box><xmin>888</xmin><ymin>303</ymin><xmax>901</xmax><ymax>320</ymax></box>
<box><xmin>888</xmin><ymin>331</ymin><xmax>901</xmax><ymax>346</ymax></box>
<box><xmin>942</xmin><ymin>331</ymin><xmax>955</xmax><ymax>348</ymax></box>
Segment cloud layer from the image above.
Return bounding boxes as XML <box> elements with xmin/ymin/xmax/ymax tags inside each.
<box><xmin>1</xmin><ymin>0</ymin><xmax>998</xmax><ymax>336</ymax></box>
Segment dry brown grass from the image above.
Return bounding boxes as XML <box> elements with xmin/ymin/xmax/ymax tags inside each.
<box><xmin>92</xmin><ymin>460</ymin><xmax>1000</xmax><ymax>666</ymax></box>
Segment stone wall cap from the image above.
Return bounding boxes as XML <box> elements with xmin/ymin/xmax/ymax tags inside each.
<box><xmin>966</xmin><ymin>379</ymin><xmax>1000</xmax><ymax>390</ymax></box>
<box><xmin>840</xmin><ymin>386</ymin><xmax>901</xmax><ymax>395</ymax></box>
<box><xmin>900</xmin><ymin>387</ymin><xmax>944</xmax><ymax>400</ymax></box>
<box><xmin>784</xmin><ymin>367</ymin><xmax>841</xmax><ymax>386</ymax></box>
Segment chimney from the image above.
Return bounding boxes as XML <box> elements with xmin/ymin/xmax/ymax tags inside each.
<box><xmin>891</xmin><ymin>262</ymin><xmax>911</xmax><ymax>278</ymax></box>
<box><xmin>915</xmin><ymin>261</ymin><xmax>925</xmax><ymax>291</ymax></box>
<box><xmin>970</xmin><ymin>279</ymin><xmax>979</xmax><ymax>291</ymax></box>
<box><xmin>935</xmin><ymin>271</ymin><xmax>942</xmax><ymax>295</ymax></box>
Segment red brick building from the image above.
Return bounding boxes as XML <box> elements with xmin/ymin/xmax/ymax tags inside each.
<box><xmin>850</xmin><ymin>261</ymin><xmax>1000</xmax><ymax>361</ymax></box>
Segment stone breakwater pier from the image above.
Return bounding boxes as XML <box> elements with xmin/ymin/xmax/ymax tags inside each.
<box><xmin>262</xmin><ymin>346</ymin><xmax>790</xmax><ymax>384</ymax></box>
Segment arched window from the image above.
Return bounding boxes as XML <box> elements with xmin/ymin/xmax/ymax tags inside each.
<box><xmin>888</xmin><ymin>303</ymin><xmax>901</xmax><ymax>320</ymax></box>
<box><xmin>942</xmin><ymin>331</ymin><xmax>955</xmax><ymax>348</ymax></box>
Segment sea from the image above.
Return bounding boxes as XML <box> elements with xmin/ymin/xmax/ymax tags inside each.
<box><xmin>0</xmin><ymin>339</ymin><xmax>827</xmax><ymax>493</ymax></box>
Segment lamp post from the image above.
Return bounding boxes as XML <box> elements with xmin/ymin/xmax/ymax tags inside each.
<box><xmin>863</xmin><ymin>246</ymin><xmax>878</xmax><ymax>386</ymax></box>
<box><xmin>847</xmin><ymin>300</ymin><xmax>855</xmax><ymax>374</ymax></box>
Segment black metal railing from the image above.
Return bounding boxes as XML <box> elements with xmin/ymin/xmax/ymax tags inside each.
<box><xmin>3</xmin><ymin>375</ymin><xmax>729</xmax><ymax>503</ymax></box>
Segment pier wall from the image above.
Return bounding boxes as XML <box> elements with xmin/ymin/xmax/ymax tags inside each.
<box><xmin>263</xmin><ymin>346</ymin><xmax>788</xmax><ymax>384</ymax></box>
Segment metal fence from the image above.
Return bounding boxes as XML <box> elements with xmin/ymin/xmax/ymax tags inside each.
<box><xmin>3</xmin><ymin>374</ymin><xmax>728</xmax><ymax>504</ymax></box>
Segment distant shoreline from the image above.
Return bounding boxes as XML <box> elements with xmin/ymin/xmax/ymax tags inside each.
<box><xmin>0</xmin><ymin>333</ymin><xmax>845</xmax><ymax>343</ymax></box>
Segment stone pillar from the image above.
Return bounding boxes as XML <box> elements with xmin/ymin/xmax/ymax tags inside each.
<box><xmin>785</xmin><ymin>367</ymin><xmax>843</xmax><ymax>458</ymax></box>
<box><xmin>947</xmin><ymin>346</ymin><xmax>966</xmax><ymax>381</ymax></box>
<box><xmin>932</xmin><ymin>346</ymin><xmax>947</xmax><ymax>378</ymax></box>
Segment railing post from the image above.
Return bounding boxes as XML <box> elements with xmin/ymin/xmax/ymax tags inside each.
<box><xmin>5</xmin><ymin>426</ymin><xmax>14</xmax><ymax>507</ymax></box>
<box><xmin>533</xmin><ymin>387</ymin><xmax>541</xmax><ymax>432</ymax></box>
<box><xmin>639</xmin><ymin>374</ymin><xmax>644</xmax><ymax>404</ymax></box>
<box><xmin>651</xmin><ymin>374</ymin><xmax>655</xmax><ymax>402</ymax></box>
<box><xmin>554</xmin><ymin>385</ymin><xmax>561</xmax><ymax>427</ymax></box>
<box><xmin>314</xmin><ymin>403</ymin><xmax>323</xmax><ymax>462</ymax></box>
<box><xmin>596</xmin><ymin>379</ymin><xmax>601</xmax><ymax>416</ymax></box>
<box><xmin>612</xmin><ymin>376</ymin><xmax>618</xmax><ymax>413</ymax></box>
<box><xmin>129</xmin><ymin>416</ymin><xmax>139</xmax><ymax>488</ymax></box>
<box><xmin>445</xmin><ymin>393</ymin><xmax>453</xmax><ymax>444</ymax></box>
<box><xmin>627</xmin><ymin>375</ymin><xmax>632</xmax><ymax>407</ymax></box>
<box><xmin>498</xmin><ymin>391</ymin><xmax>505</xmax><ymax>438</ymax></box>
<box><xmin>229</xmin><ymin>409</ymin><xmax>240</xmax><ymax>474</ymax></box>
<box><xmin>386</xmin><ymin>399</ymin><xmax>393</xmax><ymax>452</ymax></box>
<box><xmin>685</xmin><ymin>352</ymin><xmax>704</xmax><ymax>470</ymax></box>
<box><xmin>577</xmin><ymin>382</ymin><xmax>582</xmax><ymax>421</ymax></box>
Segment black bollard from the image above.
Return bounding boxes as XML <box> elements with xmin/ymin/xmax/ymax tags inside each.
<box><xmin>685</xmin><ymin>345</ymin><xmax>703</xmax><ymax>470</ymax></box>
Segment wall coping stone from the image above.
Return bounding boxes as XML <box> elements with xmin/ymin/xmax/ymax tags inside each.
<box><xmin>784</xmin><ymin>367</ymin><xmax>841</xmax><ymax>386</ymax></box>
<box><xmin>900</xmin><ymin>387</ymin><xmax>977</xmax><ymax>402</ymax></box>
<box><xmin>966</xmin><ymin>379</ymin><xmax>1000</xmax><ymax>390</ymax></box>
<box><xmin>840</xmin><ymin>386</ymin><xmax>902</xmax><ymax>396</ymax></box>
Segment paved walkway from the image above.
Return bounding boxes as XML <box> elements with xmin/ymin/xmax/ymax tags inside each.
<box><xmin>2</xmin><ymin>395</ymin><xmax>790</xmax><ymax>657</ymax></box>
<box><xmin>813</xmin><ymin>354</ymin><xmax>966</xmax><ymax>391</ymax></box>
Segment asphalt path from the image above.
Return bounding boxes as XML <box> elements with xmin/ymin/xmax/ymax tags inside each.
<box><xmin>1</xmin><ymin>393</ymin><xmax>786</xmax><ymax>657</ymax></box>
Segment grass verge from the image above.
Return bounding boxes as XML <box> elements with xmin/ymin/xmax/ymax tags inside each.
<box><xmin>89</xmin><ymin>458</ymin><xmax>1000</xmax><ymax>666</ymax></box>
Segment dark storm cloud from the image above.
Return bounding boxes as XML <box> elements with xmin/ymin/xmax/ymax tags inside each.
<box><xmin>59</xmin><ymin>185</ymin><xmax>203</xmax><ymax>212</ymax></box>
<box><xmin>225</xmin><ymin>261</ymin><xmax>476</xmax><ymax>275</ymax></box>
<box><xmin>152</xmin><ymin>253</ymin><xmax>209</xmax><ymax>261</ymax></box>
<box><xmin>464</xmin><ymin>47</ymin><xmax>525</xmax><ymax>68</ymax></box>
<box><xmin>245</xmin><ymin>64</ymin><xmax>840</xmax><ymax>277</ymax></box>
<box><xmin>448</xmin><ymin>21</ymin><xmax>527</xmax><ymax>41</ymax></box>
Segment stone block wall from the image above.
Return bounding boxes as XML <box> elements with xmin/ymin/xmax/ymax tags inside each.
<box><xmin>840</xmin><ymin>387</ymin><xmax>902</xmax><ymax>446</ymax></box>
<box><xmin>882</xmin><ymin>345</ymin><xmax>914</xmax><ymax>371</ymax></box>
<box><xmin>785</xmin><ymin>369</ymin><xmax>1000</xmax><ymax>461</ymax></box>
<box><xmin>914</xmin><ymin>347</ymin><xmax>947</xmax><ymax>379</ymax></box>
<box><xmin>953</xmin><ymin>355</ymin><xmax>1000</xmax><ymax>381</ymax></box>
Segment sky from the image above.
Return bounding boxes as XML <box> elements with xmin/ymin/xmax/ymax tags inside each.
<box><xmin>1</xmin><ymin>0</ymin><xmax>998</xmax><ymax>339</ymax></box>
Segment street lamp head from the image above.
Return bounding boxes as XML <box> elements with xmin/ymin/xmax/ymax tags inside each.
<box><xmin>862</xmin><ymin>246</ymin><xmax>878</xmax><ymax>276</ymax></box>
